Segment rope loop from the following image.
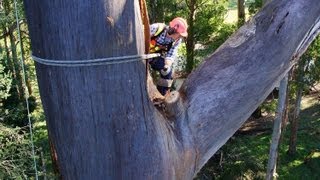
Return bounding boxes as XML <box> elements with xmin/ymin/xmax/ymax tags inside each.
<box><xmin>31</xmin><ymin>53</ymin><xmax>161</xmax><ymax>67</ymax></box>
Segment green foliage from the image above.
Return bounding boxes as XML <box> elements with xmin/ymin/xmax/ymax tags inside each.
<box><xmin>175</xmin><ymin>43</ymin><xmax>187</xmax><ymax>72</ymax></box>
<box><xmin>0</xmin><ymin>0</ymin><xmax>24</xmax><ymax>27</ymax></box>
<box><xmin>227</xmin><ymin>0</ymin><xmax>237</xmax><ymax>9</ymax></box>
<box><xmin>0</xmin><ymin>62</ymin><xmax>12</xmax><ymax>101</ymax></box>
<box><xmin>0</xmin><ymin>0</ymin><xmax>37</xmax><ymax>128</ymax></box>
<box><xmin>261</xmin><ymin>98</ymin><xmax>278</xmax><ymax>115</ymax></box>
<box><xmin>195</xmin><ymin>23</ymin><xmax>237</xmax><ymax>66</ymax></box>
<box><xmin>300</xmin><ymin>36</ymin><xmax>320</xmax><ymax>89</ymax></box>
<box><xmin>2</xmin><ymin>95</ymin><xmax>37</xmax><ymax>127</ymax></box>
<box><xmin>228</xmin><ymin>0</ymin><xmax>261</xmax><ymax>11</ymax></box>
<box><xmin>0</xmin><ymin>124</ymin><xmax>38</xmax><ymax>179</ymax></box>
<box><xmin>248</xmin><ymin>0</ymin><xmax>263</xmax><ymax>15</ymax></box>
<box><xmin>193</xmin><ymin>1</ymin><xmax>228</xmax><ymax>44</ymax></box>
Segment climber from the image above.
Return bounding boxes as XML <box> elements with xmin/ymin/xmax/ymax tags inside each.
<box><xmin>149</xmin><ymin>17</ymin><xmax>188</xmax><ymax>96</ymax></box>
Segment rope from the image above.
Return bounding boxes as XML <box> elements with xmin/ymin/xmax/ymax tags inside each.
<box><xmin>31</xmin><ymin>53</ymin><xmax>161</xmax><ymax>67</ymax></box>
<box><xmin>14</xmin><ymin>0</ymin><xmax>39</xmax><ymax>179</ymax></box>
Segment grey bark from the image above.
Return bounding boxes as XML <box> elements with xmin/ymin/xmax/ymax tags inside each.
<box><xmin>23</xmin><ymin>0</ymin><xmax>320</xmax><ymax>179</ymax></box>
<box><xmin>266</xmin><ymin>75</ymin><xmax>288</xmax><ymax>180</ymax></box>
<box><xmin>181</xmin><ymin>0</ymin><xmax>320</xmax><ymax>172</ymax></box>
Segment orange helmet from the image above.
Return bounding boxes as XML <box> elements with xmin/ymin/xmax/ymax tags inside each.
<box><xmin>169</xmin><ymin>17</ymin><xmax>188</xmax><ymax>37</ymax></box>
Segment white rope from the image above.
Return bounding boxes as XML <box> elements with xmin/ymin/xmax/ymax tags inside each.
<box><xmin>14</xmin><ymin>0</ymin><xmax>39</xmax><ymax>179</ymax></box>
<box><xmin>31</xmin><ymin>53</ymin><xmax>161</xmax><ymax>67</ymax></box>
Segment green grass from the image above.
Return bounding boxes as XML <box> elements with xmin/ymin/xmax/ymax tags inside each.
<box><xmin>196</xmin><ymin>93</ymin><xmax>320</xmax><ymax>179</ymax></box>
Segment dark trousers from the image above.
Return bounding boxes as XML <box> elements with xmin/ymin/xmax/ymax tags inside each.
<box><xmin>149</xmin><ymin>57</ymin><xmax>173</xmax><ymax>95</ymax></box>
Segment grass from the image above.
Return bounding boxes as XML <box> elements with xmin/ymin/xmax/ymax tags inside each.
<box><xmin>195</xmin><ymin>92</ymin><xmax>320</xmax><ymax>179</ymax></box>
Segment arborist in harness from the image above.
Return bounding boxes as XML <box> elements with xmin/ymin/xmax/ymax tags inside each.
<box><xmin>149</xmin><ymin>17</ymin><xmax>188</xmax><ymax>96</ymax></box>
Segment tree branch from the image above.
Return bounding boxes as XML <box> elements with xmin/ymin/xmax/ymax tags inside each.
<box><xmin>177</xmin><ymin>0</ymin><xmax>320</xmax><ymax>172</ymax></box>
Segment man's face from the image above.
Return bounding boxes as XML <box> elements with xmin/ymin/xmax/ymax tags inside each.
<box><xmin>169</xmin><ymin>32</ymin><xmax>181</xmax><ymax>40</ymax></box>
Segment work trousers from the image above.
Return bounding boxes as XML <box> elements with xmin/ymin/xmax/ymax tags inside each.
<box><xmin>149</xmin><ymin>57</ymin><xmax>173</xmax><ymax>96</ymax></box>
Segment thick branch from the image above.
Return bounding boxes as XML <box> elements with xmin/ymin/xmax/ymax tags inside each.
<box><xmin>179</xmin><ymin>0</ymin><xmax>320</xmax><ymax>172</ymax></box>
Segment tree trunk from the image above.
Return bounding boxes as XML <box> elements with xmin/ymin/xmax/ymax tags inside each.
<box><xmin>2</xmin><ymin>0</ymin><xmax>21</xmax><ymax>97</ymax></box>
<box><xmin>282</xmin><ymin>69</ymin><xmax>293</xmax><ymax>128</ymax></box>
<box><xmin>288</xmin><ymin>61</ymin><xmax>305</xmax><ymax>155</ymax></box>
<box><xmin>186</xmin><ymin>0</ymin><xmax>196</xmax><ymax>73</ymax></box>
<box><xmin>23</xmin><ymin>0</ymin><xmax>320</xmax><ymax>179</ymax></box>
<box><xmin>2</xmin><ymin>27</ymin><xmax>15</xmax><ymax>75</ymax></box>
<box><xmin>238</xmin><ymin>0</ymin><xmax>245</xmax><ymax>26</ymax></box>
<box><xmin>288</xmin><ymin>85</ymin><xmax>302</xmax><ymax>155</ymax></box>
<box><xmin>17</xmin><ymin>22</ymin><xmax>33</xmax><ymax>96</ymax></box>
<box><xmin>266</xmin><ymin>75</ymin><xmax>288</xmax><ymax>180</ymax></box>
<box><xmin>8</xmin><ymin>29</ymin><xmax>24</xmax><ymax>98</ymax></box>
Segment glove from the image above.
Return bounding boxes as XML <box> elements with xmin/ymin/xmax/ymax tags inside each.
<box><xmin>160</xmin><ymin>65</ymin><xmax>171</xmax><ymax>76</ymax></box>
<box><xmin>161</xmin><ymin>59</ymin><xmax>173</xmax><ymax>75</ymax></box>
<box><xmin>164</xmin><ymin>59</ymin><xmax>173</xmax><ymax>67</ymax></box>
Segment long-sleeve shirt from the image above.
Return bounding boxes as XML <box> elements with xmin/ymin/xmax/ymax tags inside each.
<box><xmin>150</xmin><ymin>23</ymin><xmax>182</xmax><ymax>62</ymax></box>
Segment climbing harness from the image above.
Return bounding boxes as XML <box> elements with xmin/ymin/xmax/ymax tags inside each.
<box><xmin>14</xmin><ymin>0</ymin><xmax>39</xmax><ymax>179</ymax></box>
<box><xmin>31</xmin><ymin>53</ymin><xmax>161</xmax><ymax>67</ymax></box>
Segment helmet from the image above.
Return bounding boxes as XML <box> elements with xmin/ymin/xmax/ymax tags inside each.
<box><xmin>169</xmin><ymin>17</ymin><xmax>188</xmax><ymax>37</ymax></box>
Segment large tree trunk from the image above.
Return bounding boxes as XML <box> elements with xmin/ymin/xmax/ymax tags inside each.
<box><xmin>24</xmin><ymin>0</ymin><xmax>320</xmax><ymax>179</ymax></box>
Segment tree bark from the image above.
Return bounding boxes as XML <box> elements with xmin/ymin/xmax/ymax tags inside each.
<box><xmin>186</xmin><ymin>0</ymin><xmax>196</xmax><ymax>73</ymax></box>
<box><xmin>288</xmin><ymin>61</ymin><xmax>305</xmax><ymax>155</ymax></box>
<box><xmin>23</xmin><ymin>0</ymin><xmax>320</xmax><ymax>179</ymax></box>
<box><xmin>238</xmin><ymin>0</ymin><xmax>245</xmax><ymax>26</ymax></box>
<box><xmin>266</xmin><ymin>75</ymin><xmax>288</xmax><ymax>180</ymax></box>
<box><xmin>17</xmin><ymin>21</ymin><xmax>33</xmax><ymax>96</ymax></box>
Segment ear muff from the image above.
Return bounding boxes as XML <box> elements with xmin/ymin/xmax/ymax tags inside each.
<box><xmin>167</xmin><ymin>27</ymin><xmax>177</xmax><ymax>35</ymax></box>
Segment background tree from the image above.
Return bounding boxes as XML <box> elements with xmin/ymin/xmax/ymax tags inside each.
<box><xmin>266</xmin><ymin>75</ymin><xmax>288</xmax><ymax>180</ymax></box>
<box><xmin>288</xmin><ymin>36</ymin><xmax>320</xmax><ymax>155</ymax></box>
<box><xmin>237</xmin><ymin>0</ymin><xmax>245</xmax><ymax>26</ymax></box>
<box><xmin>185</xmin><ymin>0</ymin><xmax>228</xmax><ymax>73</ymax></box>
<box><xmin>0</xmin><ymin>0</ymin><xmax>36</xmax><ymax>127</ymax></box>
<box><xmin>0</xmin><ymin>0</ymin><xmax>42</xmax><ymax>178</ymax></box>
